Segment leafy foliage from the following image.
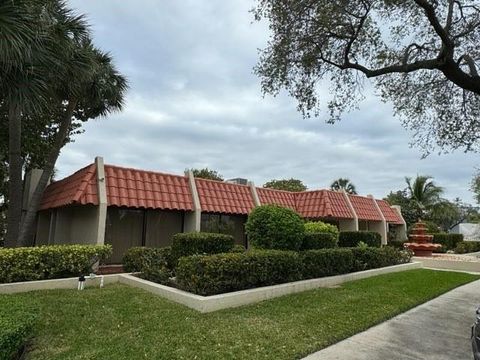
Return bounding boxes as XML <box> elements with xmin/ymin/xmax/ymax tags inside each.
<box><xmin>176</xmin><ymin>250</ymin><xmax>303</xmax><ymax>296</ymax></box>
<box><xmin>304</xmin><ymin>221</ymin><xmax>339</xmax><ymax>238</ymax></box>
<box><xmin>350</xmin><ymin>247</ymin><xmax>412</xmax><ymax>271</ymax></box>
<box><xmin>254</xmin><ymin>0</ymin><xmax>480</xmax><ymax>153</ymax></box>
<box><xmin>455</xmin><ymin>241</ymin><xmax>480</xmax><ymax>254</ymax></box>
<box><xmin>433</xmin><ymin>233</ymin><xmax>464</xmax><ymax>252</ymax></box>
<box><xmin>189</xmin><ymin>168</ymin><xmax>224</xmax><ymax>181</ymax></box>
<box><xmin>171</xmin><ymin>232</ymin><xmax>234</xmax><ymax>263</ymax></box>
<box><xmin>0</xmin><ymin>245</ymin><xmax>112</xmax><ymax>283</ymax></box>
<box><xmin>245</xmin><ymin>205</ymin><xmax>305</xmax><ymax>250</ymax></box>
<box><xmin>0</xmin><ymin>295</ymin><xmax>37</xmax><ymax>360</ymax></box>
<box><xmin>263</xmin><ymin>178</ymin><xmax>307</xmax><ymax>192</ymax></box>
<box><xmin>386</xmin><ymin>175</ymin><xmax>479</xmax><ymax>231</ymax></box>
<box><xmin>385</xmin><ymin>190</ymin><xmax>422</xmax><ymax>228</ymax></box>
<box><xmin>338</xmin><ymin>231</ymin><xmax>382</xmax><ymax>248</ymax></box>
<box><xmin>405</xmin><ymin>175</ymin><xmax>443</xmax><ymax>215</ymax></box>
<box><xmin>176</xmin><ymin>247</ymin><xmax>411</xmax><ymax>295</ymax></box>
<box><xmin>302</xmin><ymin>232</ymin><xmax>338</xmax><ymax>250</ymax></box>
<box><xmin>330</xmin><ymin>178</ymin><xmax>357</xmax><ymax>194</ymax></box>
<box><xmin>122</xmin><ymin>246</ymin><xmax>173</xmax><ymax>273</ymax></box>
<box><xmin>300</xmin><ymin>249</ymin><xmax>354</xmax><ymax>279</ymax></box>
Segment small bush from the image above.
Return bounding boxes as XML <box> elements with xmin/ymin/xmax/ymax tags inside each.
<box><xmin>433</xmin><ymin>233</ymin><xmax>464</xmax><ymax>251</ymax></box>
<box><xmin>230</xmin><ymin>244</ymin><xmax>246</xmax><ymax>253</ymax></box>
<box><xmin>171</xmin><ymin>232</ymin><xmax>234</xmax><ymax>263</ymax></box>
<box><xmin>301</xmin><ymin>232</ymin><xmax>337</xmax><ymax>250</ymax></box>
<box><xmin>176</xmin><ymin>250</ymin><xmax>302</xmax><ymax>296</ymax></box>
<box><xmin>304</xmin><ymin>221</ymin><xmax>339</xmax><ymax>238</ymax></box>
<box><xmin>245</xmin><ymin>205</ymin><xmax>304</xmax><ymax>251</ymax></box>
<box><xmin>351</xmin><ymin>247</ymin><xmax>412</xmax><ymax>271</ymax></box>
<box><xmin>455</xmin><ymin>241</ymin><xmax>480</xmax><ymax>254</ymax></box>
<box><xmin>301</xmin><ymin>249</ymin><xmax>354</xmax><ymax>279</ymax></box>
<box><xmin>123</xmin><ymin>246</ymin><xmax>173</xmax><ymax>272</ymax></box>
<box><xmin>0</xmin><ymin>297</ymin><xmax>37</xmax><ymax>359</ymax></box>
<box><xmin>387</xmin><ymin>240</ymin><xmax>406</xmax><ymax>250</ymax></box>
<box><xmin>338</xmin><ymin>231</ymin><xmax>381</xmax><ymax>248</ymax></box>
<box><xmin>0</xmin><ymin>245</ymin><xmax>112</xmax><ymax>283</ymax></box>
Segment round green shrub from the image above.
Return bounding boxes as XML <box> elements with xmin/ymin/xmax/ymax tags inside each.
<box><xmin>304</xmin><ymin>221</ymin><xmax>339</xmax><ymax>238</ymax></box>
<box><xmin>245</xmin><ymin>205</ymin><xmax>305</xmax><ymax>251</ymax></box>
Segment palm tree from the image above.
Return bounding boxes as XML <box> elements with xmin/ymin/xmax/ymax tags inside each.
<box><xmin>405</xmin><ymin>175</ymin><xmax>443</xmax><ymax>216</ymax></box>
<box><xmin>1</xmin><ymin>0</ymin><xmax>89</xmax><ymax>246</ymax></box>
<box><xmin>330</xmin><ymin>178</ymin><xmax>357</xmax><ymax>194</ymax></box>
<box><xmin>18</xmin><ymin>42</ymin><xmax>128</xmax><ymax>245</ymax></box>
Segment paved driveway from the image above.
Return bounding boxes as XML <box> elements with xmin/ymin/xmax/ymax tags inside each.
<box><xmin>304</xmin><ymin>278</ymin><xmax>480</xmax><ymax>360</ymax></box>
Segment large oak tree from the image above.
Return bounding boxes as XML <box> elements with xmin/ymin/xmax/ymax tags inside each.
<box><xmin>254</xmin><ymin>0</ymin><xmax>480</xmax><ymax>153</ymax></box>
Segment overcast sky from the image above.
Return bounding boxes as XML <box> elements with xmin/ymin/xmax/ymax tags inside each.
<box><xmin>62</xmin><ymin>0</ymin><xmax>479</xmax><ymax>203</ymax></box>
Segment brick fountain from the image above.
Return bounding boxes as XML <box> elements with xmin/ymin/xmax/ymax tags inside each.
<box><xmin>404</xmin><ymin>220</ymin><xmax>442</xmax><ymax>257</ymax></box>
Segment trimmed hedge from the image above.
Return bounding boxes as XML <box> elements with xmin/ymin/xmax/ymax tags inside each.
<box><xmin>176</xmin><ymin>247</ymin><xmax>412</xmax><ymax>295</ymax></box>
<box><xmin>455</xmin><ymin>241</ymin><xmax>480</xmax><ymax>254</ymax></box>
<box><xmin>0</xmin><ymin>245</ymin><xmax>112</xmax><ymax>283</ymax></box>
<box><xmin>176</xmin><ymin>250</ymin><xmax>302</xmax><ymax>296</ymax></box>
<box><xmin>338</xmin><ymin>231</ymin><xmax>381</xmax><ymax>248</ymax></box>
<box><xmin>231</xmin><ymin>244</ymin><xmax>246</xmax><ymax>253</ymax></box>
<box><xmin>301</xmin><ymin>249</ymin><xmax>354</xmax><ymax>279</ymax></box>
<box><xmin>351</xmin><ymin>247</ymin><xmax>412</xmax><ymax>271</ymax></box>
<box><xmin>304</xmin><ymin>221</ymin><xmax>339</xmax><ymax>238</ymax></box>
<box><xmin>171</xmin><ymin>232</ymin><xmax>234</xmax><ymax>263</ymax></box>
<box><xmin>433</xmin><ymin>233</ymin><xmax>464</xmax><ymax>251</ymax></box>
<box><xmin>123</xmin><ymin>246</ymin><xmax>173</xmax><ymax>272</ymax></box>
<box><xmin>301</xmin><ymin>232</ymin><xmax>337</xmax><ymax>250</ymax></box>
<box><xmin>0</xmin><ymin>297</ymin><xmax>37</xmax><ymax>360</ymax></box>
<box><xmin>245</xmin><ymin>205</ymin><xmax>304</xmax><ymax>250</ymax></box>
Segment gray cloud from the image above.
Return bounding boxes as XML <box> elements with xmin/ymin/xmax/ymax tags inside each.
<box><xmin>61</xmin><ymin>0</ymin><xmax>479</xmax><ymax>203</ymax></box>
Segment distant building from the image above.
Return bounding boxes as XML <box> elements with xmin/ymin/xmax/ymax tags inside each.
<box><xmin>450</xmin><ymin>223</ymin><xmax>480</xmax><ymax>241</ymax></box>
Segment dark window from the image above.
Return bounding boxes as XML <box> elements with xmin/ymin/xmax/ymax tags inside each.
<box><xmin>105</xmin><ymin>208</ymin><xmax>144</xmax><ymax>263</ymax></box>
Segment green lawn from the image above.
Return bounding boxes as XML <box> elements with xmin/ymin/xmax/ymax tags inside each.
<box><xmin>3</xmin><ymin>269</ymin><xmax>478</xmax><ymax>360</ymax></box>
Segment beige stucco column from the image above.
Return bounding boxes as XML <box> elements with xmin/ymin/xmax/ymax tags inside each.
<box><xmin>248</xmin><ymin>181</ymin><xmax>260</xmax><ymax>207</ymax></box>
<box><xmin>94</xmin><ymin>156</ymin><xmax>108</xmax><ymax>245</ymax></box>
<box><xmin>369</xmin><ymin>195</ymin><xmax>388</xmax><ymax>245</ymax></box>
<box><xmin>392</xmin><ymin>205</ymin><xmax>408</xmax><ymax>241</ymax></box>
<box><xmin>184</xmin><ymin>170</ymin><xmax>201</xmax><ymax>232</ymax></box>
<box><xmin>340</xmin><ymin>190</ymin><xmax>359</xmax><ymax>231</ymax></box>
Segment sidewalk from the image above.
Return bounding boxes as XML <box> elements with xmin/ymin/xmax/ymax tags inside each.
<box><xmin>303</xmin><ymin>279</ymin><xmax>480</xmax><ymax>360</ymax></box>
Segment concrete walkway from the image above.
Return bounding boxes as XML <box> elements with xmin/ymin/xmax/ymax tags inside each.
<box><xmin>303</xmin><ymin>279</ymin><xmax>480</xmax><ymax>360</ymax></box>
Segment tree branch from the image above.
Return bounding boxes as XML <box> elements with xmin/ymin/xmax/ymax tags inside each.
<box><xmin>457</xmin><ymin>54</ymin><xmax>479</xmax><ymax>77</ymax></box>
<box><xmin>414</xmin><ymin>0</ymin><xmax>454</xmax><ymax>48</ymax></box>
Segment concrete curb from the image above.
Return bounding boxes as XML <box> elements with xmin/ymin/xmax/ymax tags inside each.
<box><xmin>0</xmin><ymin>263</ymin><xmax>421</xmax><ymax>311</ymax></box>
<box><xmin>120</xmin><ymin>262</ymin><xmax>422</xmax><ymax>313</ymax></box>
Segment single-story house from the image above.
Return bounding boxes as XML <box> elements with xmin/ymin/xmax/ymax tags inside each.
<box><xmin>26</xmin><ymin>157</ymin><xmax>407</xmax><ymax>263</ymax></box>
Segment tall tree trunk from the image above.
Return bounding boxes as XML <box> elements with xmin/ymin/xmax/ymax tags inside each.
<box><xmin>5</xmin><ymin>102</ymin><xmax>23</xmax><ymax>247</ymax></box>
<box><xmin>18</xmin><ymin>99</ymin><xmax>78</xmax><ymax>246</ymax></box>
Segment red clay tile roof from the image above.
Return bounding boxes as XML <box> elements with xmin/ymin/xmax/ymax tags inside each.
<box><xmin>195</xmin><ymin>178</ymin><xmax>254</xmax><ymax>214</ymax></box>
<box><xmin>104</xmin><ymin>165</ymin><xmax>193</xmax><ymax>211</ymax></box>
<box><xmin>40</xmin><ymin>162</ymin><xmax>405</xmax><ymax>225</ymax></box>
<box><xmin>257</xmin><ymin>187</ymin><xmax>296</xmax><ymax>209</ymax></box>
<box><xmin>376</xmin><ymin>200</ymin><xmax>404</xmax><ymax>224</ymax></box>
<box><xmin>40</xmin><ymin>164</ymin><xmax>98</xmax><ymax>210</ymax></box>
<box><xmin>348</xmin><ymin>195</ymin><xmax>383</xmax><ymax>221</ymax></box>
<box><xmin>295</xmin><ymin>190</ymin><xmax>354</xmax><ymax>219</ymax></box>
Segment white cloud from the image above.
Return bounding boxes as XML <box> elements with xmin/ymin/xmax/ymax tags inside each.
<box><xmin>61</xmin><ymin>0</ymin><xmax>480</xmax><ymax>204</ymax></box>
